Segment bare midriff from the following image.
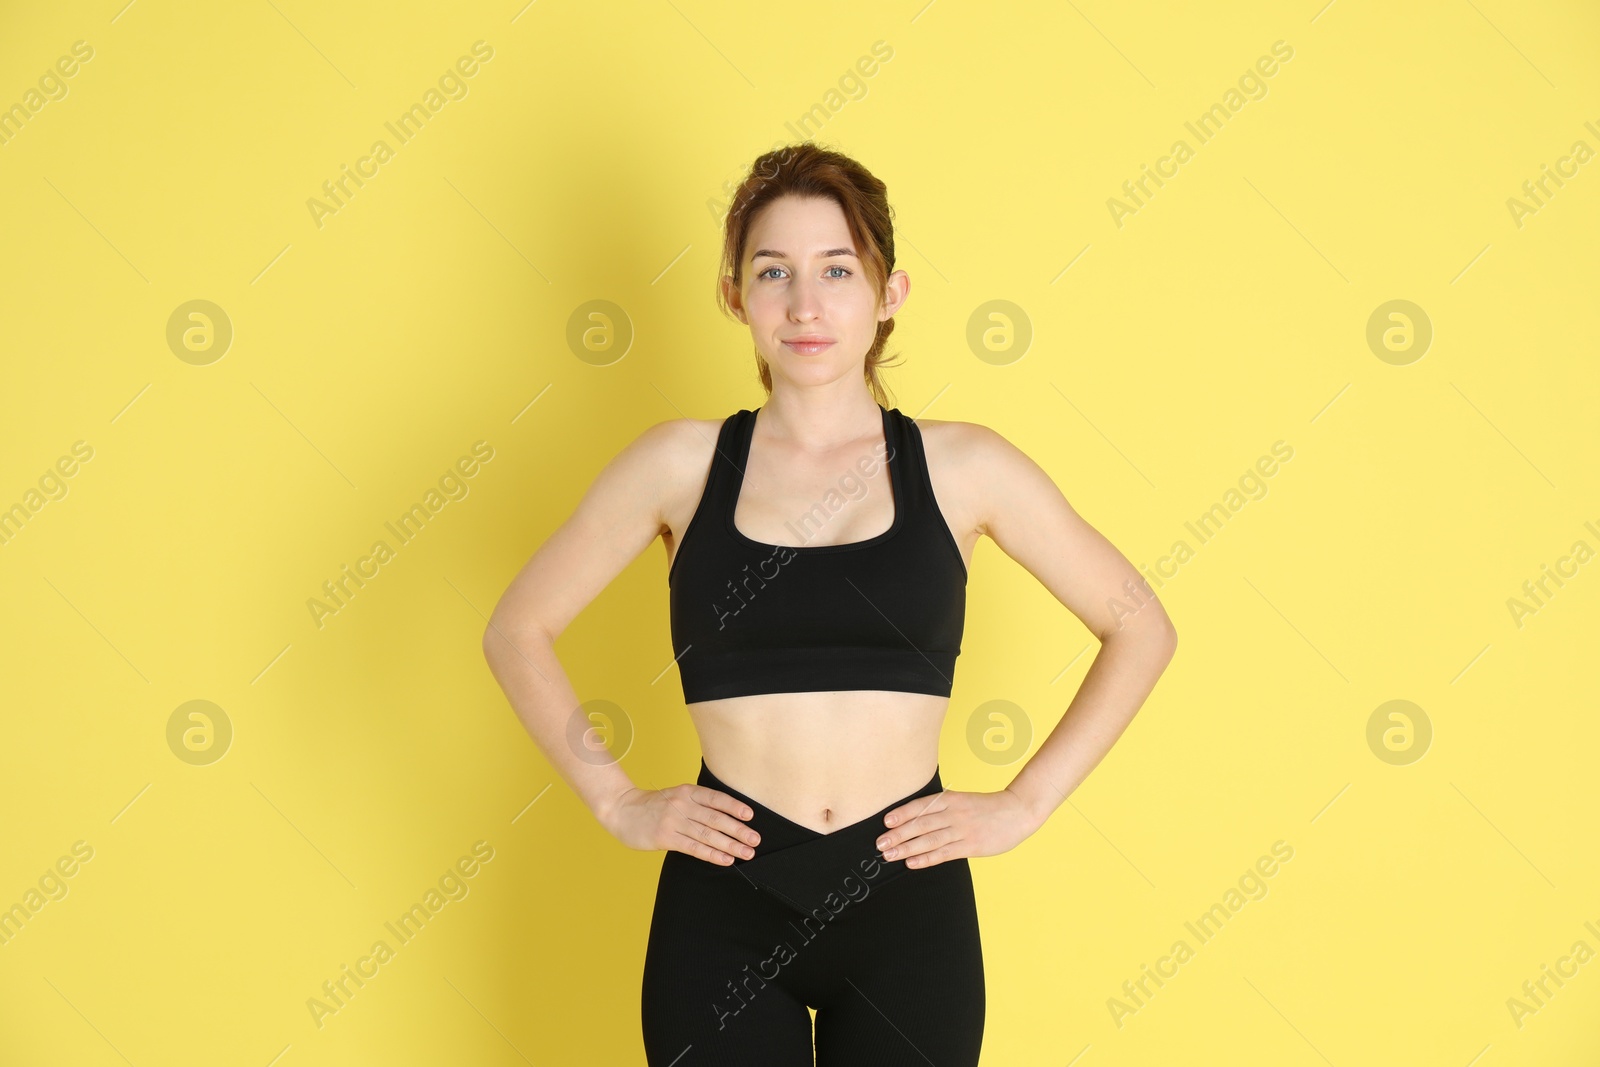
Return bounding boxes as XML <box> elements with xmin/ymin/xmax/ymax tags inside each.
<box><xmin>688</xmin><ymin>691</ymin><xmax>948</xmax><ymax>835</ymax></box>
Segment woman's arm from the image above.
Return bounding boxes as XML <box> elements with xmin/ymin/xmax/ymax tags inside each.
<box><xmin>966</xmin><ymin>420</ymin><xmax>1178</xmax><ymax>832</ymax></box>
<box><xmin>860</xmin><ymin>418</ymin><xmax>1181</xmax><ymax>870</ymax></box>
<box><xmin>481</xmin><ymin>417</ymin><xmax>688</xmax><ymax>829</ymax></box>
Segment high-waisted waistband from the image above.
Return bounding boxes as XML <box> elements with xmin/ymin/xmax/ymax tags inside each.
<box><xmin>696</xmin><ymin>757</ymin><xmax>945</xmax><ymax>918</ymax></box>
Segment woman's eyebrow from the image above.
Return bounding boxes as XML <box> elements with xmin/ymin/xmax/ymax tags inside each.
<box><xmin>750</xmin><ymin>247</ymin><xmax>858</xmax><ymax>262</ymax></box>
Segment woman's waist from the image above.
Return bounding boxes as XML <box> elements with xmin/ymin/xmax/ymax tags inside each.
<box><xmin>692</xmin><ymin>755</ymin><xmax>949</xmax><ymax>914</ymax></box>
<box><xmin>692</xmin><ymin>706</ymin><xmax>944</xmax><ymax>836</ymax></box>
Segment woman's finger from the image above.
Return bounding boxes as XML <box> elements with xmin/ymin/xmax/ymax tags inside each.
<box><xmin>883</xmin><ymin>791</ymin><xmax>946</xmax><ymax>830</ymax></box>
<box><xmin>650</xmin><ymin>786</ymin><xmax>753</xmax><ymax>845</ymax></box>
<box><xmin>697</xmin><ymin>808</ymin><xmax>761</xmax><ymax>850</ymax></box>
<box><xmin>691</xmin><ymin>785</ymin><xmax>753</xmax><ymax>822</ymax></box>
<box><xmin>885</xmin><ymin>824</ymin><xmax>957</xmax><ymax>863</ymax></box>
<box><xmin>877</xmin><ymin>810</ymin><xmax>947</xmax><ymax>855</ymax></box>
<box><xmin>672</xmin><ymin>829</ymin><xmax>743</xmax><ymax>866</ymax></box>
<box><xmin>678</xmin><ymin>815</ymin><xmax>758</xmax><ymax>860</ymax></box>
<box><xmin>904</xmin><ymin>842</ymin><xmax>959</xmax><ymax>868</ymax></box>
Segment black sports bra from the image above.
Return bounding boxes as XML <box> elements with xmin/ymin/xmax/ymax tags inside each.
<box><xmin>667</xmin><ymin>404</ymin><xmax>967</xmax><ymax>704</ymax></box>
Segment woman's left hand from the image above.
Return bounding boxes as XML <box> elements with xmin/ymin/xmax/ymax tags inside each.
<box><xmin>875</xmin><ymin>788</ymin><xmax>1041</xmax><ymax>869</ymax></box>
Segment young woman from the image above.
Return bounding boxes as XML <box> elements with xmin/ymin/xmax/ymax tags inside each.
<box><xmin>483</xmin><ymin>144</ymin><xmax>1177</xmax><ymax>1066</ymax></box>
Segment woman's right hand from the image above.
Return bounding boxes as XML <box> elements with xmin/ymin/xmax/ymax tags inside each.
<box><xmin>601</xmin><ymin>782</ymin><xmax>762</xmax><ymax>865</ymax></box>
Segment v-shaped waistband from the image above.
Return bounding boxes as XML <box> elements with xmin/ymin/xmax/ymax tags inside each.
<box><xmin>697</xmin><ymin>757</ymin><xmax>945</xmax><ymax>917</ymax></box>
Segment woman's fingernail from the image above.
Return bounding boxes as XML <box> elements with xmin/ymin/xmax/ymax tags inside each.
<box><xmin>883</xmin><ymin>848</ymin><xmax>897</xmax><ymax>859</ymax></box>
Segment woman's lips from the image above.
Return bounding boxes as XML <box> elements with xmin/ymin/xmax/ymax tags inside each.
<box><xmin>782</xmin><ymin>340</ymin><xmax>835</xmax><ymax>354</ymax></box>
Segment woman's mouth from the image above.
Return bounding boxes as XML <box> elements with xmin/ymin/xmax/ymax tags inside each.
<box><xmin>782</xmin><ymin>338</ymin><xmax>835</xmax><ymax>355</ymax></box>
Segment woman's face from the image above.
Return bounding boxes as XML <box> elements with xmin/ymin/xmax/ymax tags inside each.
<box><xmin>727</xmin><ymin>194</ymin><xmax>908</xmax><ymax>388</ymax></box>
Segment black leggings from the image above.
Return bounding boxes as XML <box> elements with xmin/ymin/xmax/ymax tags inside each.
<box><xmin>640</xmin><ymin>759</ymin><xmax>985</xmax><ymax>1065</ymax></box>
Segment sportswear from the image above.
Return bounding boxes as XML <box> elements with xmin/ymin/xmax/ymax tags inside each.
<box><xmin>667</xmin><ymin>404</ymin><xmax>967</xmax><ymax>704</ymax></box>
<box><xmin>640</xmin><ymin>758</ymin><xmax>986</xmax><ymax>1065</ymax></box>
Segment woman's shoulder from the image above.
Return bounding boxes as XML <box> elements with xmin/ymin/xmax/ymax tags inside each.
<box><xmin>905</xmin><ymin>412</ymin><xmax>1015</xmax><ymax>462</ymax></box>
<box><xmin>632</xmin><ymin>411</ymin><xmax>730</xmax><ymax>447</ymax></box>
<box><xmin>907</xmin><ymin>412</ymin><xmax>1047</xmax><ymax>504</ymax></box>
<box><xmin>621</xmin><ymin>411</ymin><xmax>738</xmax><ymax>494</ymax></box>
<box><xmin>641</xmin><ymin>409</ymin><xmax>743</xmax><ymax>452</ymax></box>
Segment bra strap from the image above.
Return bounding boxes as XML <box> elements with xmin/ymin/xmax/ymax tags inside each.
<box><xmin>888</xmin><ymin>407</ymin><xmax>932</xmax><ymax>512</ymax></box>
<box><xmin>703</xmin><ymin>409</ymin><xmax>751</xmax><ymax>510</ymax></box>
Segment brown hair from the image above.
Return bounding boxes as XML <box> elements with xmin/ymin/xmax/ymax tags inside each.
<box><xmin>715</xmin><ymin>143</ymin><xmax>901</xmax><ymax>409</ymax></box>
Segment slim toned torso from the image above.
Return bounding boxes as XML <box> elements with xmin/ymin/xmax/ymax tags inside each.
<box><xmin>660</xmin><ymin>410</ymin><xmax>980</xmax><ymax>836</ymax></box>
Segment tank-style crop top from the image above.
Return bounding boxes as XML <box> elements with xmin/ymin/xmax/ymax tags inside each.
<box><xmin>667</xmin><ymin>403</ymin><xmax>967</xmax><ymax>704</ymax></box>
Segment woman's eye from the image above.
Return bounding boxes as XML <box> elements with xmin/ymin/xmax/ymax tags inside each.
<box><xmin>756</xmin><ymin>266</ymin><xmax>852</xmax><ymax>280</ymax></box>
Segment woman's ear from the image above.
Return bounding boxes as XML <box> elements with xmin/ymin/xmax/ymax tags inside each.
<box><xmin>721</xmin><ymin>275</ymin><xmax>747</xmax><ymax>324</ymax></box>
<box><xmin>879</xmin><ymin>268</ymin><xmax>910</xmax><ymax>321</ymax></box>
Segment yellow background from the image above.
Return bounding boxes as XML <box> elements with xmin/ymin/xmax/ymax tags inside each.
<box><xmin>2</xmin><ymin>0</ymin><xmax>1597</xmax><ymax>1063</ymax></box>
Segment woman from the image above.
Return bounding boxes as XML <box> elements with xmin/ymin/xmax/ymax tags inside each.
<box><xmin>483</xmin><ymin>144</ymin><xmax>1177</xmax><ymax>1065</ymax></box>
